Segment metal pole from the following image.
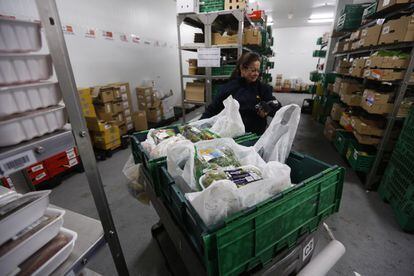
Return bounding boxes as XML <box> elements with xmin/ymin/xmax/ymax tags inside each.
<box><xmin>177</xmin><ymin>15</ymin><xmax>186</xmax><ymax>123</ymax></box>
<box><xmin>366</xmin><ymin>46</ymin><xmax>414</xmax><ymax>189</ymax></box>
<box><xmin>35</xmin><ymin>0</ymin><xmax>129</xmax><ymax>274</ymax></box>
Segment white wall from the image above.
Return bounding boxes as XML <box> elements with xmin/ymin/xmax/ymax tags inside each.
<box><xmin>0</xmin><ymin>0</ymin><xmax>181</xmax><ymax>111</ymax></box>
<box><xmin>271</xmin><ymin>25</ymin><xmax>332</xmax><ymax>84</ymax></box>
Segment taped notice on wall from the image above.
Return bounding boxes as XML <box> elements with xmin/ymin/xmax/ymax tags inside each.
<box><xmin>120</xmin><ymin>33</ymin><xmax>128</xmax><ymax>42</ymax></box>
<box><xmin>63</xmin><ymin>25</ymin><xmax>74</xmax><ymax>35</ymax></box>
<box><xmin>131</xmin><ymin>34</ymin><xmax>140</xmax><ymax>43</ymax></box>
<box><xmin>102</xmin><ymin>30</ymin><xmax>114</xmax><ymax>40</ymax></box>
<box><xmin>85</xmin><ymin>28</ymin><xmax>96</xmax><ymax>38</ymax></box>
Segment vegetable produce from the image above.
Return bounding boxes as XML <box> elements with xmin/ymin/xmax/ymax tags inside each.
<box><xmin>200</xmin><ymin>166</ymin><xmax>263</xmax><ymax>189</ymax></box>
<box><xmin>179</xmin><ymin>125</ymin><xmax>219</xmax><ymax>142</ymax></box>
<box><xmin>150</xmin><ymin>129</ymin><xmax>176</xmax><ymax>144</ymax></box>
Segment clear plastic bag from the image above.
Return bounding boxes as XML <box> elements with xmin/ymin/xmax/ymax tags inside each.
<box><xmin>254</xmin><ymin>104</ymin><xmax>301</xmax><ymax>163</ymax></box>
<box><xmin>122</xmin><ymin>155</ymin><xmax>150</xmax><ymax>205</ymax></box>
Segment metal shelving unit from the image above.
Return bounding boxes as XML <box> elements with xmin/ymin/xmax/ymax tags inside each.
<box><xmin>177</xmin><ymin>9</ymin><xmax>268</xmax><ymax>122</ymax></box>
<box><xmin>324</xmin><ymin>4</ymin><xmax>414</xmax><ymax>190</ymax></box>
<box><xmin>0</xmin><ymin>0</ymin><xmax>132</xmax><ymax>275</ymax></box>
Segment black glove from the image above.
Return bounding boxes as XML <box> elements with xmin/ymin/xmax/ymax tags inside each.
<box><xmin>267</xmin><ymin>99</ymin><xmax>282</xmax><ymax>117</ymax></box>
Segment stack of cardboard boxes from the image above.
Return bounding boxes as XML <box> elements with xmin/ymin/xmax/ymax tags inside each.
<box><xmin>349</xmin><ymin>57</ymin><xmax>366</xmax><ymax>77</ymax></box>
<box><xmin>185</xmin><ymin>82</ymin><xmax>205</xmax><ymax>102</ymax></box>
<box><xmin>335</xmin><ymin>60</ymin><xmax>352</xmax><ymax>75</ymax></box>
<box><xmin>275</xmin><ymin>74</ymin><xmax>282</xmax><ymax>91</ymax></box>
<box><xmin>339</xmin><ymin>80</ymin><xmax>364</xmax><ymax>107</ymax></box>
<box><xmin>243</xmin><ymin>28</ymin><xmax>262</xmax><ymax>46</ymax></box>
<box><xmin>77</xmin><ymin>82</ymin><xmax>133</xmax><ymax>150</ymax></box>
<box><xmin>136</xmin><ymin>86</ymin><xmax>164</xmax><ymax>123</ymax></box>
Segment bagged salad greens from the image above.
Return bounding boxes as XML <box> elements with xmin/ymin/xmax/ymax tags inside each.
<box><xmin>179</xmin><ymin>125</ymin><xmax>220</xmax><ymax>143</ymax></box>
<box><xmin>200</xmin><ymin>165</ymin><xmax>263</xmax><ymax>189</ymax></box>
<box><xmin>151</xmin><ymin>129</ymin><xmax>176</xmax><ymax>144</ymax></box>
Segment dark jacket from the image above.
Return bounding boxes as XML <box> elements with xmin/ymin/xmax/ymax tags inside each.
<box><xmin>201</xmin><ymin>77</ymin><xmax>277</xmax><ymax>135</ymax></box>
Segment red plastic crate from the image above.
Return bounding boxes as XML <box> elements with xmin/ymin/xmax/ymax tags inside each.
<box><xmin>248</xmin><ymin>10</ymin><xmax>264</xmax><ymax>21</ymax></box>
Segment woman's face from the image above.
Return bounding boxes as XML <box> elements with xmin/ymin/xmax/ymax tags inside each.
<box><xmin>240</xmin><ymin>61</ymin><xmax>260</xmax><ymax>83</ymax></box>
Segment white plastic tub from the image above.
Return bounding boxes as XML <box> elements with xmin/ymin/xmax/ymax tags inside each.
<box><xmin>0</xmin><ymin>208</ymin><xmax>65</xmax><ymax>275</ymax></box>
<box><xmin>0</xmin><ymin>186</ymin><xmax>17</xmax><ymax>205</ymax></box>
<box><xmin>0</xmin><ymin>18</ymin><xmax>42</xmax><ymax>53</ymax></box>
<box><xmin>0</xmin><ymin>105</ymin><xmax>67</xmax><ymax>147</ymax></box>
<box><xmin>0</xmin><ymin>54</ymin><xmax>52</xmax><ymax>86</ymax></box>
<box><xmin>0</xmin><ymin>82</ymin><xmax>62</xmax><ymax>118</ymax></box>
<box><xmin>31</xmin><ymin>227</ymin><xmax>77</xmax><ymax>276</ymax></box>
<box><xmin>0</xmin><ymin>190</ymin><xmax>50</xmax><ymax>246</ymax></box>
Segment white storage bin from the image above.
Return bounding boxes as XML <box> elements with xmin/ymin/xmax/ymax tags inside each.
<box><xmin>0</xmin><ymin>54</ymin><xmax>52</xmax><ymax>86</ymax></box>
<box><xmin>0</xmin><ymin>18</ymin><xmax>41</xmax><ymax>53</ymax></box>
<box><xmin>0</xmin><ymin>82</ymin><xmax>62</xmax><ymax>118</ymax></box>
<box><xmin>0</xmin><ymin>105</ymin><xmax>67</xmax><ymax>147</ymax></box>
<box><xmin>26</xmin><ymin>227</ymin><xmax>77</xmax><ymax>276</ymax></box>
<box><xmin>0</xmin><ymin>190</ymin><xmax>50</xmax><ymax>246</ymax></box>
<box><xmin>0</xmin><ymin>208</ymin><xmax>65</xmax><ymax>276</ymax></box>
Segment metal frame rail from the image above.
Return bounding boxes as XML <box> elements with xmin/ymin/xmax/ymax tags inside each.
<box><xmin>35</xmin><ymin>0</ymin><xmax>129</xmax><ymax>274</ymax></box>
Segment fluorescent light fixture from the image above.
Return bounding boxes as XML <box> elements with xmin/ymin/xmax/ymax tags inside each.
<box><xmin>288</xmin><ymin>12</ymin><xmax>293</xmax><ymax>19</ymax></box>
<box><xmin>309</xmin><ymin>12</ymin><xmax>334</xmax><ymax>19</ymax></box>
<box><xmin>308</xmin><ymin>18</ymin><xmax>334</xmax><ymax>23</ymax></box>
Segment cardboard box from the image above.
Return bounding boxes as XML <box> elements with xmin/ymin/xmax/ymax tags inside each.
<box><xmin>80</xmin><ymin>102</ymin><xmax>96</xmax><ymax>118</ymax></box>
<box><xmin>363</xmin><ymin>89</ymin><xmax>393</xmax><ymax>105</ymax></box>
<box><xmin>86</xmin><ymin>117</ymin><xmax>117</xmax><ymax>133</ymax></box>
<box><xmin>324</xmin><ymin>117</ymin><xmax>342</xmax><ymax>142</ymax></box>
<box><xmin>333</xmin><ymin>78</ymin><xmax>342</xmax><ymax>94</ymax></box>
<box><xmin>94</xmin><ymin>87</ymin><xmax>114</xmax><ymax>103</ymax></box>
<box><xmin>363</xmin><ymin>69</ymin><xmax>405</xmax><ymax>81</ymax></box>
<box><xmin>243</xmin><ymin>28</ymin><xmax>262</xmax><ymax>46</ymax></box>
<box><xmin>343</xmin><ymin>42</ymin><xmax>351</xmax><ymax>52</ymax></box>
<box><xmin>212</xmin><ymin>32</ymin><xmax>238</xmax><ymax>45</ymax></box>
<box><xmin>94</xmin><ymin>138</ymin><xmax>121</xmax><ymax>150</ymax></box>
<box><xmin>78</xmin><ymin>88</ymin><xmax>92</xmax><ymax>104</ymax></box>
<box><xmin>112</xmin><ymin>102</ymin><xmax>124</xmax><ymax>114</ymax></box>
<box><xmin>132</xmin><ymin>111</ymin><xmax>148</xmax><ymax>131</ymax></box>
<box><xmin>361</xmin><ymin>99</ymin><xmax>393</xmax><ymax>114</ymax></box>
<box><xmin>95</xmin><ymin>103</ymin><xmax>114</xmax><ymax>120</ymax></box>
<box><xmin>147</xmin><ymin>106</ymin><xmax>164</xmax><ymax>123</ymax></box>
<box><xmin>341</xmin><ymin>93</ymin><xmax>362</xmax><ymax>106</ymax></box>
<box><xmin>351</xmin><ymin>117</ymin><xmax>384</xmax><ymax>137</ymax></box>
<box><xmin>338</xmin><ymin>60</ymin><xmax>352</xmax><ymax>68</ymax></box>
<box><xmin>359</xmin><ymin>24</ymin><xmax>382</xmax><ymax>47</ymax></box>
<box><xmin>351</xmin><ymin>41</ymin><xmax>360</xmax><ymax>50</ymax></box>
<box><xmin>331</xmin><ymin>103</ymin><xmax>347</xmax><ymax>121</ymax></box>
<box><xmin>377</xmin><ymin>0</ymin><xmax>411</xmax><ymax>12</ymax></box>
<box><xmin>110</xmin><ymin>82</ymin><xmax>133</xmax><ymax>109</ymax></box>
<box><xmin>225</xmin><ymin>0</ymin><xmax>247</xmax><ymax>10</ymax></box>
<box><xmin>136</xmin><ymin>86</ymin><xmax>153</xmax><ymax>97</ymax></box>
<box><xmin>336</xmin><ymin>67</ymin><xmax>350</xmax><ymax>75</ymax></box>
<box><xmin>114</xmin><ymin>112</ymin><xmax>124</xmax><ymax>125</ymax></box>
<box><xmin>365</xmin><ymin>56</ymin><xmax>384</xmax><ymax>68</ymax></box>
<box><xmin>378</xmin><ymin>15</ymin><xmax>414</xmax><ymax>44</ymax></box>
<box><xmin>366</xmin><ymin>55</ymin><xmax>409</xmax><ymax>68</ymax></box>
<box><xmin>352</xmin><ymin>58</ymin><xmax>366</xmax><ymax>68</ymax></box>
<box><xmin>339</xmin><ymin>113</ymin><xmax>355</xmax><ymax>132</ymax></box>
<box><xmin>333</xmin><ymin>40</ymin><xmax>348</xmax><ymax>53</ymax></box>
<box><xmin>350</xmin><ymin>30</ymin><xmax>361</xmax><ymax>41</ymax></box>
<box><xmin>185</xmin><ymin>82</ymin><xmax>205</xmax><ymax>102</ymax></box>
<box><xmin>92</xmin><ymin>123</ymin><xmax>120</xmax><ymax>144</ymax></box>
<box><xmin>353</xmin><ymin>131</ymin><xmax>381</xmax><ymax>145</ymax></box>
<box><xmin>112</xmin><ymin>86</ymin><xmax>122</xmax><ymax>100</ymax></box>
<box><xmin>340</xmin><ymin>82</ymin><xmax>363</xmax><ymax>95</ymax></box>
<box><xmin>349</xmin><ymin>66</ymin><xmax>364</xmax><ymax>77</ymax></box>
<box><xmin>119</xmin><ymin>124</ymin><xmax>127</xmax><ymax>135</ymax></box>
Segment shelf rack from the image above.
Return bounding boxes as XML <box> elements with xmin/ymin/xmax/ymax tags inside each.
<box><xmin>177</xmin><ymin>9</ymin><xmax>270</xmax><ymax>122</ymax></box>
<box><xmin>325</xmin><ymin>4</ymin><xmax>414</xmax><ymax>190</ymax></box>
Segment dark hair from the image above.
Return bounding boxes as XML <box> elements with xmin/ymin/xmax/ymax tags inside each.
<box><xmin>230</xmin><ymin>52</ymin><xmax>261</xmax><ymax>79</ymax></box>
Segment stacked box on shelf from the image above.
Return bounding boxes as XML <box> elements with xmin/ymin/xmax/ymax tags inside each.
<box><xmin>158</xmin><ymin>152</ymin><xmax>344</xmax><ymax>276</ymax></box>
<box><xmin>136</xmin><ymin>86</ymin><xmax>164</xmax><ymax>123</ymax></box>
<box><xmin>379</xmin><ymin>108</ymin><xmax>414</xmax><ymax>231</ymax></box>
<box><xmin>199</xmin><ymin>0</ymin><xmax>224</xmax><ymax>12</ymax></box>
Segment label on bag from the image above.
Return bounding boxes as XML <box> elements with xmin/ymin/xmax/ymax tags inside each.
<box><xmin>0</xmin><ymin>151</ymin><xmax>36</xmax><ymax>177</ymax></box>
<box><xmin>66</xmin><ymin>149</ymin><xmax>76</xmax><ymax>160</ymax></box>
<box><xmin>303</xmin><ymin>238</ymin><xmax>314</xmax><ymax>261</ymax></box>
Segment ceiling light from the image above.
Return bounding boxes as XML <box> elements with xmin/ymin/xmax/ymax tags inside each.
<box><xmin>288</xmin><ymin>13</ymin><xmax>293</xmax><ymax>19</ymax></box>
<box><xmin>309</xmin><ymin>12</ymin><xmax>334</xmax><ymax>19</ymax></box>
<box><xmin>308</xmin><ymin>18</ymin><xmax>334</xmax><ymax>23</ymax></box>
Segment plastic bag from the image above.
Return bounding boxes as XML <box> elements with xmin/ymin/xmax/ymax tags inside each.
<box><xmin>167</xmin><ymin>138</ymin><xmax>292</xmax><ymax>225</ymax></box>
<box><xmin>141</xmin><ymin>129</ymin><xmax>185</xmax><ymax>159</ymax></box>
<box><xmin>189</xmin><ymin>95</ymin><xmax>245</xmax><ymax>138</ymax></box>
<box><xmin>122</xmin><ymin>155</ymin><xmax>150</xmax><ymax>205</ymax></box>
<box><xmin>254</xmin><ymin>104</ymin><xmax>301</xmax><ymax>163</ymax></box>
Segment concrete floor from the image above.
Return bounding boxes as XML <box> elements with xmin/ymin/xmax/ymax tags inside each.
<box><xmin>50</xmin><ymin>93</ymin><xmax>414</xmax><ymax>276</ymax></box>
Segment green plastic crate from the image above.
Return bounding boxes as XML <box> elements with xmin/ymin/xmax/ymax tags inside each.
<box><xmin>345</xmin><ymin>141</ymin><xmax>376</xmax><ymax>173</ymax></box>
<box><xmin>309</xmin><ymin>71</ymin><xmax>321</xmax><ymax>82</ymax></box>
<box><xmin>334</xmin><ymin>130</ymin><xmax>356</xmax><ymax>156</ymax></box>
<box><xmin>160</xmin><ymin>152</ymin><xmax>344</xmax><ymax>275</ymax></box>
<box><xmin>199</xmin><ymin>0</ymin><xmax>224</xmax><ymax>12</ymax></box>
<box><xmin>212</xmin><ymin>65</ymin><xmax>236</xmax><ymax>76</ymax></box>
<box><xmin>312</xmin><ymin>50</ymin><xmax>326</xmax><ymax>58</ymax></box>
<box><xmin>322</xmin><ymin>73</ymin><xmax>337</xmax><ymax>85</ymax></box>
<box><xmin>316</xmin><ymin>37</ymin><xmax>323</xmax><ymax>45</ymax></box>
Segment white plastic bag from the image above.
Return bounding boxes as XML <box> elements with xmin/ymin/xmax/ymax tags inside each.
<box><xmin>141</xmin><ymin>129</ymin><xmax>186</xmax><ymax>159</ymax></box>
<box><xmin>167</xmin><ymin>138</ymin><xmax>292</xmax><ymax>225</ymax></box>
<box><xmin>189</xmin><ymin>95</ymin><xmax>245</xmax><ymax>138</ymax></box>
<box><xmin>254</xmin><ymin>104</ymin><xmax>301</xmax><ymax>163</ymax></box>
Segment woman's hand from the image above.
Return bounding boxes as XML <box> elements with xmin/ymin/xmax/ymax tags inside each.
<box><xmin>257</xmin><ymin>109</ymin><xmax>268</xmax><ymax>118</ymax></box>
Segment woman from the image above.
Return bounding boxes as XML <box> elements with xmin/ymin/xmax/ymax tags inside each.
<box><xmin>200</xmin><ymin>52</ymin><xmax>281</xmax><ymax>135</ymax></box>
